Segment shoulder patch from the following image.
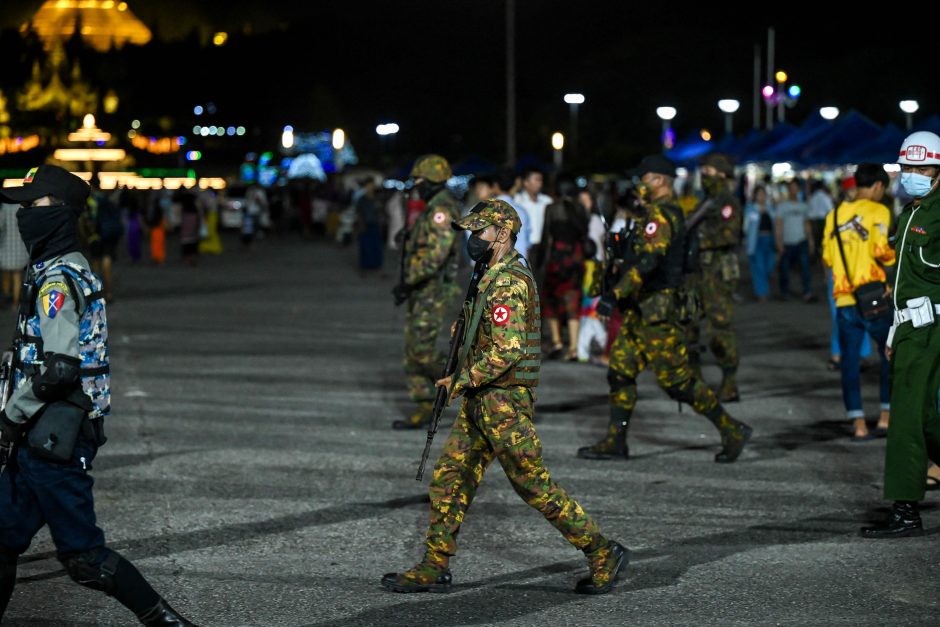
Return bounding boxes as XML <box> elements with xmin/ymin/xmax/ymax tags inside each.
<box><xmin>432</xmin><ymin>210</ymin><xmax>447</xmax><ymax>225</ymax></box>
<box><xmin>39</xmin><ymin>280</ymin><xmax>70</xmax><ymax>298</ymax></box>
<box><xmin>721</xmin><ymin>205</ymin><xmax>734</xmax><ymax>220</ymax></box>
<box><xmin>644</xmin><ymin>221</ymin><xmax>660</xmax><ymax>238</ymax></box>
<box><xmin>41</xmin><ymin>289</ymin><xmax>66</xmax><ymax>318</ymax></box>
<box><xmin>492</xmin><ymin>304</ymin><xmax>511</xmax><ymax>326</ymax></box>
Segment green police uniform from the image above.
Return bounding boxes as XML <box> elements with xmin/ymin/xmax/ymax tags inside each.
<box><xmin>383</xmin><ymin>201</ymin><xmax>626</xmax><ymax>595</ymax></box>
<box><xmin>688</xmin><ymin>156</ymin><xmax>743</xmax><ymax>401</ymax></box>
<box><xmin>884</xmin><ymin>189</ymin><xmax>940</xmax><ymax>502</ymax></box>
<box><xmin>577</xmin><ymin>193</ymin><xmax>752</xmax><ymax>463</ymax></box>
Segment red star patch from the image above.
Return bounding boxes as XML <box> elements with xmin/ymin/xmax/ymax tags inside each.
<box><xmin>644</xmin><ymin>221</ymin><xmax>659</xmax><ymax>238</ymax></box>
<box><xmin>721</xmin><ymin>205</ymin><xmax>734</xmax><ymax>220</ymax></box>
<box><xmin>433</xmin><ymin>211</ymin><xmax>447</xmax><ymax>225</ymax></box>
<box><xmin>492</xmin><ymin>304</ymin><xmax>511</xmax><ymax>326</ymax></box>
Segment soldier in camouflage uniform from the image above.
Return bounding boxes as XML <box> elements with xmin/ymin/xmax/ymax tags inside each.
<box><xmin>685</xmin><ymin>154</ymin><xmax>743</xmax><ymax>402</ymax></box>
<box><xmin>383</xmin><ymin>200</ymin><xmax>627</xmax><ymax>595</ymax></box>
<box><xmin>576</xmin><ymin>155</ymin><xmax>752</xmax><ymax>463</ymax></box>
<box><xmin>391</xmin><ymin>155</ymin><xmax>462</xmax><ymax>429</ymax></box>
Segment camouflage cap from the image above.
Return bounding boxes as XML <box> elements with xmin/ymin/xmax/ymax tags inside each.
<box><xmin>410</xmin><ymin>154</ymin><xmax>452</xmax><ymax>183</ymax></box>
<box><xmin>453</xmin><ymin>199</ymin><xmax>521</xmax><ymax>235</ymax></box>
<box><xmin>701</xmin><ymin>153</ymin><xmax>735</xmax><ymax>177</ymax></box>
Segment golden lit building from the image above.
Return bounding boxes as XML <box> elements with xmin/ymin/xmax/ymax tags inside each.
<box><xmin>25</xmin><ymin>1</ymin><xmax>152</xmax><ymax>53</ymax></box>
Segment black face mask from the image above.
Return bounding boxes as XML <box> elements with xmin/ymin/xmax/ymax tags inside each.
<box><xmin>17</xmin><ymin>203</ymin><xmax>81</xmax><ymax>263</ymax></box>
<box><xmin>415</xmin><ymin>180</ymin><xmax>444</xmax><ymax>202</ymax></box>
<box><xmin>467</xmin><ymin>234</ymin><xmax>493</xmax><ymax>263</ymax></box>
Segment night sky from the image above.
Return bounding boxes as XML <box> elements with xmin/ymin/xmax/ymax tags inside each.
<box><xmin>0</xmin><ymin>1</ymin><xmax>933</xmax><ymax>169</ymax></box>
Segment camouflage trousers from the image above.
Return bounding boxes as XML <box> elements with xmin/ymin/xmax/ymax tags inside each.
<box><xmin>425</xmin><ymin>386</ymin><xmax>605</xmax><ymax>567</ymax></box>
<box><xmin>404</xmin><ymin>280</ymin><xmax>459</xmax><ymax>403</ymax></box>
<box><xmin>685</xmin><ymin>254</ymin><xmax>739</xmax><ymax>372</ymax></box>
<box><xmin>608</xmin><ymin>308</ymin><xmax>720</xmax><ymax>421</ymax></box>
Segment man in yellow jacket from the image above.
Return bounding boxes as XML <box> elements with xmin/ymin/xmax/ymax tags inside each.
<box><xmin>821</xmin><ymin>163</ymin><xmax>895</xmax><ymax>440</ymax></box>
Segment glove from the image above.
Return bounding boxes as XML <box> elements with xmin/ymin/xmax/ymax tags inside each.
<box><xmin>596</xmin><ymin>293</ymin><xmax>617</xmax><ymax>319</ymax></box>
<box><xmin>392</xmin><ymin>284</ymin><xmax>411</xmax><ymax>306</ymax></box>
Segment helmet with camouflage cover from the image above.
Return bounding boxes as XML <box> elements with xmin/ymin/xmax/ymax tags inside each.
<box><xmin>701</xmin><ymin>153</ymin><xmax>735</xmax><ymax>178</ymax></box>
<box><xmin>453</xmin><ymin>199</ymin><xmax>521</xmax><ymax>235</ymax></box>
<box><xmin>410</xmin><ymin>154</ymin><xmax>452</xmax><ymax>183</ymax></box>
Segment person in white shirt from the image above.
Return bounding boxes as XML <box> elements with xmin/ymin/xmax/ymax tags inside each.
<box><xmin>513</xmin><ymin>168</ymin><xmax>553</xmax><ymax>257</ymax></box>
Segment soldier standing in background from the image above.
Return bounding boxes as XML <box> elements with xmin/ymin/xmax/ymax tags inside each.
<box><xmin>383</xmin><ymin>200</ymin><xmax>627</xmax><ymax>594</ymax></box>
<box><xmin>576</xmin><ymin>155</ymin><xmax>752</xmax><ymax>463</ymax></box>
<box><xmin>391</xmin><ymin>155</ymin><xmax>462</xmax><ymax>430</ymax></box>
<box><xmin>685</xmin><ymin>154</ymin><xmax>743</xmax><ymax>402</ymax></box>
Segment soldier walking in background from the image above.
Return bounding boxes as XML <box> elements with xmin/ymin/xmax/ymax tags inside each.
<box><xmin>685</xmin><ymin>154</ymin><xmax>743</xmax><ymax>401</ymax></box>
<box><xmin>576</xmin><ymin>156</ymin><xmax>752</xmax><ymax>463</ymax></box>
<box><xmin>391</xmin><ymin>155</ymin><xmax>462</xmax><ymax>430</ymax></box>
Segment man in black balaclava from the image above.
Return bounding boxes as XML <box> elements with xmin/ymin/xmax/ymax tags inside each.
<box><xmin>0</xmin><ymin>166</ymin><xmax>198</xmax><ymax>625</ymax></box>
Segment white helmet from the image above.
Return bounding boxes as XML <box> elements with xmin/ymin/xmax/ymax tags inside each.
<box><xmin>898</xmin><ymin>131</ymin><xmax>940</xmax><ymax>165</ymax></box>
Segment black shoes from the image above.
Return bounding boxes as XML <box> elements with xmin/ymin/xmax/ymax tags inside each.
<box><xmin>137</xmin><ymin>599</ymin><xmax>197</xmax><ymax>626</ymax></box>
<box><xmin>392</xmin><ymin>402</ymin><xmax>433</xmax><ymax>430</ymax></box>
<box><xmin>715</xmin><ymin>419</ymin><xmax>752</xmax><ymax>463</ymax></box>
<box><xmin>575</xmin><ymin>541</ymin><xmax>629</xmax><ymax>595</ymax></box>
<box><xmin>577</xmin><ymin>423</ymin><xmax>629</xmax><ymax>460</ymax></box>
<box><xmin>860</xmin><ymin>501</ymin><xmax>924</xmax><ymax>539</ymax></box>
<box><xmin>381</xmin><ymin>568</ymin><xmax>452</xmax><ymax>593</ymax></box>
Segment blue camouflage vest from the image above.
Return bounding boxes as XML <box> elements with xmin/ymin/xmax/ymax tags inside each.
<box><xmin>15</xmin><ymin>260</ymin><xmax>110</xmax><ymax>419</ymax></box>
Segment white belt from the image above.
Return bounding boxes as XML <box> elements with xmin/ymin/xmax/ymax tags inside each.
<box><xmin>894</xmin><ymin>303</ymin><xmax>940</xmax><ymax>324</ymax></box>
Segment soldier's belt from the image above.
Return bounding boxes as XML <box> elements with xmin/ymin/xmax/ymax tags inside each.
<box><xmin>894</xmin><ymin>297</ymin><xmax>940</xmax><ymax>328</ymax></box>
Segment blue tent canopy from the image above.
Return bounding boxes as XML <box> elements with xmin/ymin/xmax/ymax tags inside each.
<box><xmin>837</xmin><ymin>123</ymin><xmax>905</xmax><ymax>164</ymax></box>
<box><xmin>733</xmin><ymin>123</ymin><xmax>798</xmax><ymax>162</ymax></box>
<box><xmin>749</xmin><ymin>113</ymin><xmax>837</xmax><ymax>162</ymax></box>
<box><xmin>799</xmin><ymin>111</ymin><xmax>882</xmax><ymax>165</ymax></box>
<box><xmin>913</xmin><ymin>114</ymin><xmax>940</xmax><ymax>136</ymax></box>
<box><xmin>664</xmin><ymin>131</ymin><xmax>712</xmax><ymax>164</ymax></box>
<box><xmin>452</xmin><ymin>155</ymin><xmax>498</xmax><ymax>176</ymax></box>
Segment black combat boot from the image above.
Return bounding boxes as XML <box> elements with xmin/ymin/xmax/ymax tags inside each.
<box><xmin>717</xmin><ymin>369</ymin><xmax>740</xmax><ymax>403</ymax></box>
<box><xmin>708</xmin><ymin>408</ymin><xmax>752</xmax><ymax>463</ymax></box>
<box><xmin>860</xmin><ymin>501</ymin><xmax>924</xmax><ymax>538</ymax></box>
<box><xmin>575</xmin><ymin>540</ymin><xmax>629</xmax><ymax>594</ymax></box>
<box><xmin>136</xmin><ymin>599</ymin><xmax>198</xmax><ymax>626</ymax></box>
<box><xmin>393</xmin><ymin>401</ymin><xmax>433</xmax><ymax>430</ymax></box>
<box><xmin>577</xmin><ymin>421</ymin><xmax>629</xmax><ymax>460</ymax></box>
<box><xmin>381</xmin><ymin>562</ymin><xmax>452</xmax><ymax>593</ymax></box>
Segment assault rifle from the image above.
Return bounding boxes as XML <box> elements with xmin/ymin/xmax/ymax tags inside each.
<box><xmin>416</xmin><ymin>259</ymin><xmax>489</xmax><ymax>481</ymax></box>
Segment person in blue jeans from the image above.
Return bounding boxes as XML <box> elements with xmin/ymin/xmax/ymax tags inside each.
<box><xmin>821</xmin><ymin>164</ymin><xmax>895</xmax><ymax>440</ymax></box>
<box><xmin>826</xmin><ymin>266</ymin><xmax>872</xmax><ymax>371</ymax></box>
<box><xmin>744</xmin><ymin>186</ymin><xmax>776</xmax><ymax>301</ymax></box>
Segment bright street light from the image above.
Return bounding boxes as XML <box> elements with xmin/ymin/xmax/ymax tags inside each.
<box><xmin>718</xmin><ymin>99</ymin><xmax>740</xmax><ymax>135</ymax></box>
<box><xmin>281</xmin><ymin>125</ymin><xmax>294</xmax><ymax>150</ymax></box>
<box><xmin>656</xmin><ymin>107</ymin><xmax>676</xmax><ymax>151</ymax></box>
<box><xmin>332</xmin><ymin>128</ymin><xmax>345</xmax><ymax>150</ymax></box>
<box><xmin>551</xmin><ymin>132</ymin><xmax>564</xmax><ymax>169</ymax></box>
<box><xmin>656</xmin><ymin>106</ymin><xmax>677</xmax><ymax>121</ymax></box>
<box><xmin>819</xmin><ymin>106</ymin><xmax>840</xmax><ymax>121</ymax></box>
<box><xmin>900</xmin><ymin>100</ymin><xmax>920</xmax><ymax>130</ymax></box>
<box><xmin>563</xmin><ymin>93</ymin><xmax>585</xmax><ymax>104</ymax></box>
<box><xmin>376</xmin><ymin>123</ymin><xmax>399</xmax><ymax>136</ymax></box>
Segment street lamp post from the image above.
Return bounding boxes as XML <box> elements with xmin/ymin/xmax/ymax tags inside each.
<box><xmin>656</xmin><ymin>106</ymin><xmax>676</xmax><ymax>151</ymax></box>
<box><xmin>900</xmin><ymin>100</ymin><xmax>919</xmax><ymax>131</ymax></box>
<box><xmin>551</xmin><ymin>132</ymin><xmax>564</xmax><ymax>170</ymax></box>
<box><xmin>718</xmin><ymin>99</ymin><xmax>740</xmax><ymax>135</ymax></box>
<box><xmin>563</xmin><ymin>93</ymin><xmax>584</xmax><ymax>159</ymax></box>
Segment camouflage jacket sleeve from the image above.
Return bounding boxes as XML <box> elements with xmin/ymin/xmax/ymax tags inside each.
<box><xmin>404</xmin><ymin>194</ymin><xmax>458</xmax><ymax>286</ymax></box>
<box><xmin>700</xmin><ymin>192</ymin><xmax>742</xmax><ymax>249</ymax></box>
<box><xmin>7</xmin><ymin>271</ymin><xmax>82</xmax><ymax>424</ymax></box>
<box><xmin>611</xmin><ymin>209</ymin><xmax>672</xmax><ymax>301</ymax></box>
<box><xmin>455</xmin><ymin>274</ymin><xmax>528</xmax><ymax>392</ymax></box>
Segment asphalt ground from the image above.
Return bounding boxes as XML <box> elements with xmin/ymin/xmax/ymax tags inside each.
<box><xmin>3</xmin><ymin>232</ymin><xmax>938</xmax><ymax>626</ymax></box>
